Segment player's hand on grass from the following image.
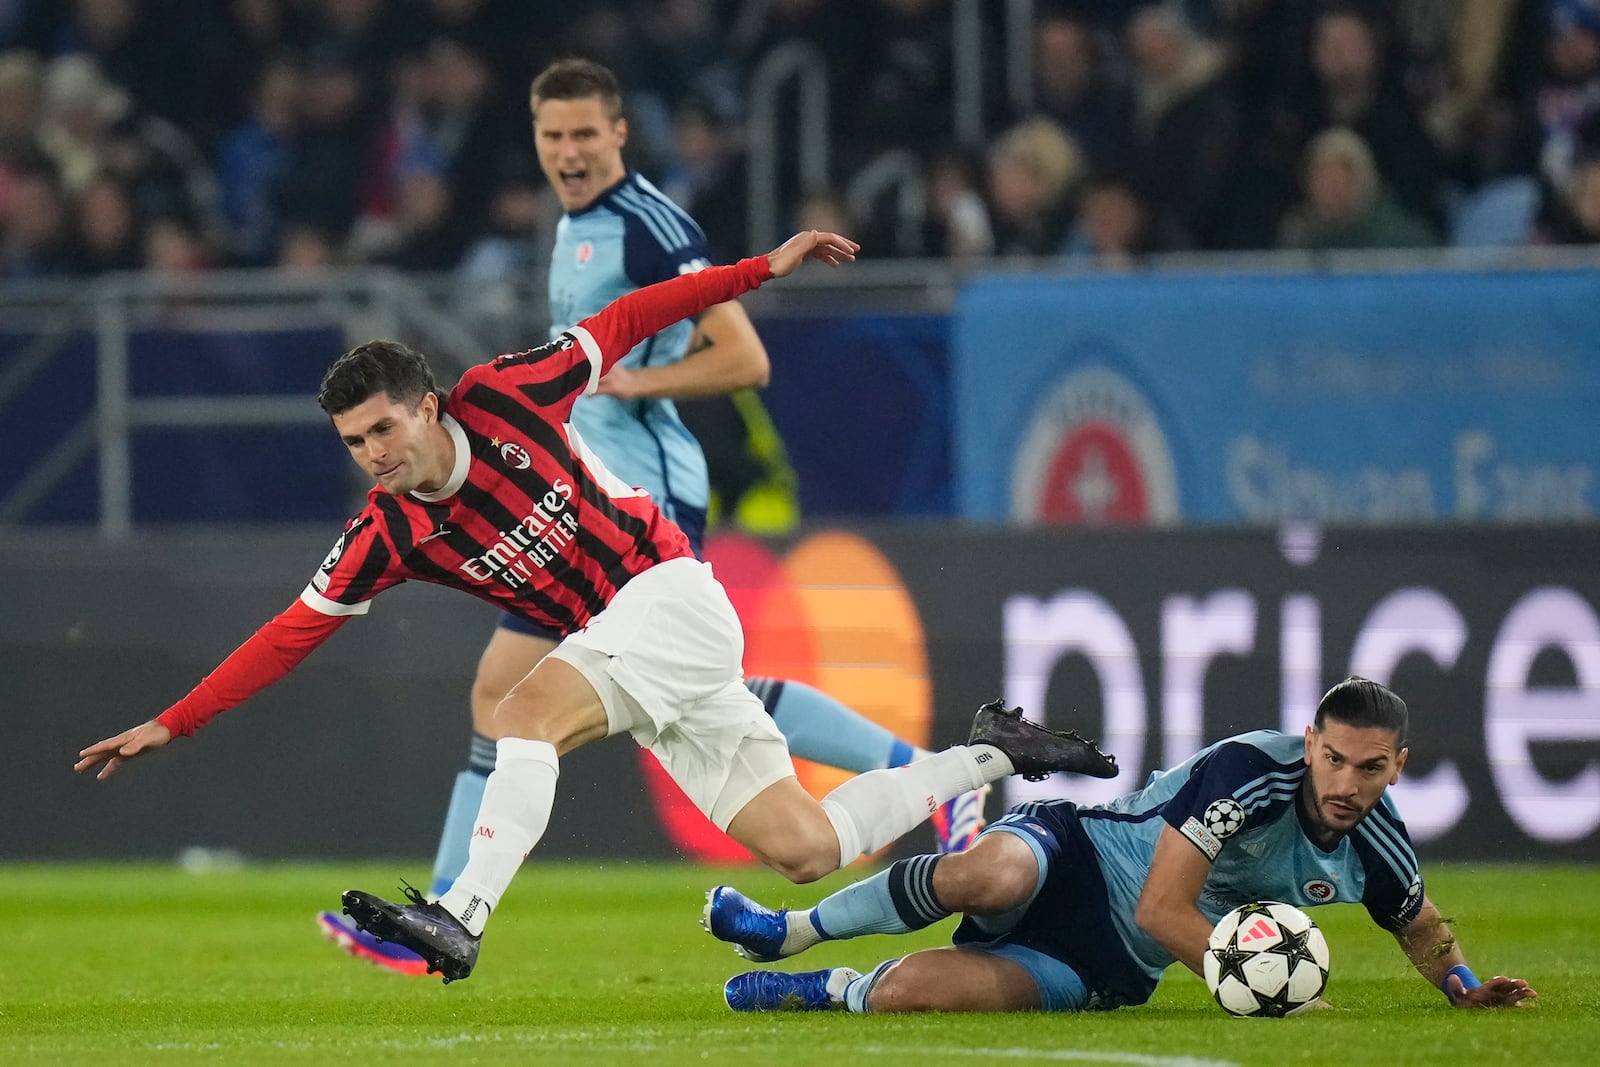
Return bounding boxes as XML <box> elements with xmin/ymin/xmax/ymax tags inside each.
<box><xmin>1449</xmin><ymin>973</ymin><xmax>1537</xmax><ymax>1008</ymax></box>
<box><xmin>766</xmin><ymin>230</ymin><xmax>859</xmax><ymax>277</ymax></box>
<box><xmin>75</xmin><ymin>720</ymin><xmax>172</xmax><ymax>780</ymax></box>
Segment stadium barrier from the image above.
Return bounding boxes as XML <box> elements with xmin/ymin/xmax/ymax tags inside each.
<box><xmin>954</xmin><ymin>261</ymin><xmax>1600</xmax><ymax>526</ymax></box>
<box><xmin>14</xmin><ymin>522</ymin><xmax>1597</xmax><ymax>863</ymax></box>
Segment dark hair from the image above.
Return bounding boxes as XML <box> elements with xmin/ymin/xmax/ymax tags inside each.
<box><xmin>317</xmin><ymin>340</ymin><xmax>437</xmax><ymax>415</ymax></box>
<box><xmin>530</xmin><ymin>57</ymin><xmax>623</xmax><ymax>121</ymax></box>
<box><xmin>1314</xmin><ymin>676</ymin><xmax>1408</xmax><ymax>744</ymax></box>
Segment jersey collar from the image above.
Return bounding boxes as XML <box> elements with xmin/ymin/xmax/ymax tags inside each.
<box><xmin>410</xmin><ymin>413</ymin><xmax>470</xmax><ymax>502</ymax></box>
<box><xmin>568</xmin><ymin>170</ymin><xmax>634</xmax><ymax>218</ymax></box>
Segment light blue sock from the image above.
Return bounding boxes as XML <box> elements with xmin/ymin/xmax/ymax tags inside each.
<box><xmin>811</xmin><ymin>867</ymin><xmax>918</xmax><ymax>939</ymax></box>
<box><xmin>747</xmin><ymin>677</ymin><xmax>918</xmax><ymax>772</ymax></box>
<box><xmin>844</xmin><ymin>959</ymin><xmax>901</xmax><ymax>1013</ymax></box>
<box><xmin>428</xmin><ymin>733</ymin><xmax>495</xmax><ymax>897</ymax></box>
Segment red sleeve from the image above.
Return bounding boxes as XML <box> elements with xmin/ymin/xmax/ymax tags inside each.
<box><xmin>155</xmin><ymin>599</ymin><xmax>349</xmax><ymax>738</ymax></box>
<box><xmin>569</xmin><ymin>256</ymin><xmax>772</xmax><ymax>380</ymax></box>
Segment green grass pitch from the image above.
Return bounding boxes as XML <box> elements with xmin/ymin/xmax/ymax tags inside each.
<box><xmin>5</xmin><ymin>862</ymin><xmax>1596</xmax><ymax>1066</ymax></box>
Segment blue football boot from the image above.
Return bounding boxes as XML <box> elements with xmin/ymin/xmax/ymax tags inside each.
<box><xmin>723</xmin><ymin>968</ymin><xmax>855</xmax><ymax>1012</ymax></box>
<box><xmin>702</xmin><ymin>885</ymin><xmax>798</xmax><ymax>963</ymax></box>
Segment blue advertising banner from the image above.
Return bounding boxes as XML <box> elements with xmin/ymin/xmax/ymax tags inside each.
<box><xmin>952</xmin><ymin>269</ymin><xmax>1600</xmax><ymax>524</ymax></box>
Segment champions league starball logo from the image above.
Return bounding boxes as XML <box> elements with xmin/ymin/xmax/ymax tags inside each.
<box><xmin>1011</xmin><ymin>366</ymin><xmax>1180</xmax><ymax>525</ymax></box>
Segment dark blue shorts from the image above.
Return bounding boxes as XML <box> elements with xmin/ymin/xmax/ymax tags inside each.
<box><xmin>952</xmin><ymin>800</ymin><xmax>1156</xmax><ymax>1009</ymax></box>
<box><xmin>495</xmin><ymin>498</ymin><xmax>706</xmax><ymax>639</ymax></box>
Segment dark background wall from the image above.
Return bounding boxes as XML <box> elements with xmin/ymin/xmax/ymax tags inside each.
<box><xmin>7</xmin><ymin>523</ymin><xmax>1599</xmax><ymax>863</ymax></box>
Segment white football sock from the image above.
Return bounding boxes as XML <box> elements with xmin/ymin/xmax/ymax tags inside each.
<box><xmin>819</xmin><ymin>746</ymin><xmax>1003</xmax><ymax>866</ymax></box>
<box><xmin>438</xmin><ymin>737</ymin><xmax>559</xmax><ymax>936</ymax></box>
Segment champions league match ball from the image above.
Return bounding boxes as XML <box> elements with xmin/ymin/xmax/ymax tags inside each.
<box><xmin>1203</xmin><ymin>901</ymin><xmax>1330</xmax><ymax>1017</ymax></box>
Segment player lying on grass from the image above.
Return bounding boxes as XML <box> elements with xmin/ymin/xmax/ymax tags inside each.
<box><xmin>705</xmin><ymin>677</ymin><xmax>1536</xmax><ymax>1014</ymax></box>
<box><xmin>75</xmin><ymin>228</ymin><xmax>1119</xmax><ymax>984</ymax></box>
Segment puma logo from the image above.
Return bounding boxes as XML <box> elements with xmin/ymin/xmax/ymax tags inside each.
<box><xmin>418</xmin><ymin>525</ymin><xmax>450</xmax><ymax>545</ymax></box>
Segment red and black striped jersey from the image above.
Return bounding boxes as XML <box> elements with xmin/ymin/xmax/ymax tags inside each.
<box><xmin>300</xmin><ymin>256</ymin><xmax>773</xmax><ymax>636</ymax></box>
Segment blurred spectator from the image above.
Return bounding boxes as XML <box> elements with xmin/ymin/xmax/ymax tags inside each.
<box><xmin>1029</xmin><ymin>10</ymin><xmax>1131</xmax><ymax>174</ymax></box>
<box><xmin>70</xmin><ymin>171</ymin><xmax>140</xmax><ymax>272</ymax></box>
<box><xmin>419</xmin><ymin>35</ymin><xmax>528</xmax><ymax>235</ymax></box>
<box><xmin>54</xmin><ymin>0</ymin><xmax>187</xmax><ymax>125</ymax></box>
<box><xmin>189</xmin><ymin>0</ymin><xmax>300</xmax><ymax>151</ymax></box>
<box><xmin>1062</xmin><ymin>173</ymin><xmax>1168</xmax><ymax>266</ymax></box>
<box><xmin>988</xmin><ymin>116</ymin><xmax>1080</xmax><ymax>255</ymax></box>
<box><xmin>1395</xmin><ymin>0</ymin><xmax>1524</xmax><ymax>155</ymax></box>
<box><xmin>216</xmin><ymin>55</ymin><xmax>299</xmax><ymax>265</ymax></box>
<box><xmin>366</xmin><ymin>168</ymin><xmax>469</xmax><ymax>270</ymax></box>
<box><xmin>37</xmin><ymin>54</ymin><xmax>126</xmax><ymax>195</ymax></box>
<box><xmin>1125</xmin><ymin>2</ymin><xmax>1238</xmax><ymax>248</ymax></box>
<box><xmin>0</xmin><ymin>47</ymin><xmax>41</xmax><ymax>163</ymax></box>
<box><xmin>1</xmin><ymin>158</ymin><xmax>72</xmax><ymax>278</ymax></box>
<box><xmin>304</xmin><ymin>0</ymin><xmax>402</xmax><ymax>81</ymax></box>
<box><xmin>923</xmin><ymin>144</ymin><xmax>994</xmax><ymax>258</ymax></box>
<box><xmin>455</xmin><ymin>171</ymin><xmax>553</xmax><ymax>350</ymax></box>
<box><xmin>845</xmin><ymin>0</ymin><xmax>957</xmax><ymax>157</ymax></box>
<box><xmin>631</xmin><ymin>0</ymin><xmax>743</xmax><ymax>145</ymax></box>
<box><xmin>275</xmin><ymin>45</ymin><xmax>379</xmax><ymax>245</ymax></box>
<box><xmin>659</xmin><ymin>94</ymin><xmax>746</xmax><ymax>264</ymax></box>
<box><xmin>1524</xmin><ymin>0</ymin><xmax>1600</xmax><ymax>194</ymax></box>
<box><xmin>276</xmin><ymin>221</ymin><xmax>339</xmax><ymax>269</ymax></box>
<box><xmin>793</xmin><ymin>186</ymin><xmax>859</xmax><ymax>236</ymax></box>
<box><xmin>38</xmin><ymin>48</ymin><xmax>218</xmax><ymax>242</ymax></box>
<box><xmin>101</xmin><ymin>104</ymin><xmax>220</xmax><ymax>248</ymax></box>
<box><xmin>143</xmin><ymin>213</ymin><xmax>210</xmax><ymax>272</ymax></box>
<box><xmin>1279</xmin><ymin>126</ymin><xmax>1437</xmax><ymax>250</ymax></box>
<box><xmin>1534</xmin><ymin>153</ymin><xmax>1600</xmax><ymax>243</ymax></box>
<box><xmin>1300</xmin><ymin>5</ymin><xmax>1447</xmax><ymax>226</ymax></box>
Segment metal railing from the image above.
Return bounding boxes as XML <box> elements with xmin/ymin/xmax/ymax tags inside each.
<box><xmin>5</xmin><ymin>247</ymin><xmax>1599</xmax><ymax>540</ymax></box>
<box><xmin>745</xmin><ymin>41</ymin><xmax>831</xmax><ymax>254</ymax></box>
<box><xmin>0</xmin><ymin>268</ymin><xmax>495</xmax><ymax>540</ymax></box>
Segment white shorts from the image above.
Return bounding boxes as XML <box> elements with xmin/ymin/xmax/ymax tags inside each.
<box><xmin>548</xmin><ymin>557</ymin><xmax>794</xmax><ymax>829</ymax></box>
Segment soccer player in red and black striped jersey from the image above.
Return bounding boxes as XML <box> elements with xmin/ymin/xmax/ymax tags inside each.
<box><xmin>76</xmin><ymin>230</ymin><xmax>1118</xmax><ymax>983</ymax></box>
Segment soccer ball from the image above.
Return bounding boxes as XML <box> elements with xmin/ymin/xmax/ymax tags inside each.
<box><xmin>1203</xmin><ymin>901</ymin><xmax>1330</xmax><ymax>1017</ymax></box>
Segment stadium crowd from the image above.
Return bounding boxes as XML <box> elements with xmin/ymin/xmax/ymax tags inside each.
<box><xmin>1</xmin><ymin>0</ymin><xmax>1598</xmax><ymax>284</ymax></box>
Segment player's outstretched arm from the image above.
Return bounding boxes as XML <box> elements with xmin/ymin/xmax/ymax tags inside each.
<box><xmin>577</xmin><ymin>231</ymin><xmax>858</xmax><ymax>380</ymax></box>
<box><xmin>1394</xmin><ymin>894</ymin><xmax>1538</xmax><ymax>1008</ymax></box>
<box><xmin>596</xmin><ymin>301</ymin><xmax>769</xmax><ymax>401</ymax></box>
<box><xmin>765</xmin><ymin>230</ymin><xmax>858</xmax><ymax>276</ymax></box>
<box><xmin>72</xmin><ymin>600</ymin><xmax>349</xmax><ymax>780</ymax></box>
<box><xmin>75</xmin><ymin>720</ymin><xmax>173</xmax><ymax>780</ymax></box>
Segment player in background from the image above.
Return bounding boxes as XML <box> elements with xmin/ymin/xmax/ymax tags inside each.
<box><xmin>76</xmin><ymin>230</ymin><xmax>1122</xmax><ymax>984</ymax></box>
<box><xmin>706</xmin><ymin>677</ymin><xmax>1537</xmax><ymax>1015</ymax></box>
<box><xmin>310</xmin><ymin>57</ymin><xmax>990</xmax><ymax>976</ymax></box>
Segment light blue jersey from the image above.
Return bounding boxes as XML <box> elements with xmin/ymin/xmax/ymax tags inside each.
<box><xmin>960</xmin><ymin>730</ymin><xmax>1424</xmax><ymax>1007</ymax></box>
<box><xmin>1081</xmin><ymin>730</ymin><xmax>1424</xmax><ymax>988</ymax></box>
<box><xmin>548</xmin><ymin>171</ymin><xmax>714</xmax><ymax>532</ymax></box>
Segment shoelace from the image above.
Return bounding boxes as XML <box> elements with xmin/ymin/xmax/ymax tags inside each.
<box><xmin>399</xmin><ymin>879</ymin><xmax>428</xmax><ymax>907</ymax></box>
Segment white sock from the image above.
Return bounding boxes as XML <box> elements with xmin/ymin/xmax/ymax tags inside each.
<box><xmin>438</xmin><ymin>737</ymin><xmax>559</xmax><ymax>937</ymax></box>
<box><xmin>819</xmin><ymin>746</ymin><xmax>1001</xmax><ymax>866</ymax></box>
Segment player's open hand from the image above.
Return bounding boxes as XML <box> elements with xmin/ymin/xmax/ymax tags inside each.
<box><xmin>75</xmin><ymin>720</ymin><xmax>172</xmax><ymax>780</ymax></box>
<box><xmin>1449</xmin><ymin>973</ymin><xmax>1538</xmax><ymax>1008</ymax></box>
<box><xmin>766</xmin><ymin>230</ymin><xmax>859</xmax><ymax>278</ymax></box>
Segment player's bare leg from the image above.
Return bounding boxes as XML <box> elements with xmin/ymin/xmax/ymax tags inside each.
<box><xmin>723</xmin><ymin>948</ymin><xmax>1039</xmax><ymax>1014</ymax></box>
<box><xmin>725</xmin><ymin>777</ymin><xmax>858</xmax><ymax>884</ymax></box>
<box><xmin>866</xmin><ymin>947</ymin><xmax>1041</xmax><ymax>1011</ymax></box>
